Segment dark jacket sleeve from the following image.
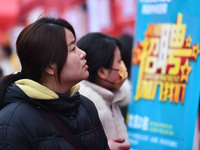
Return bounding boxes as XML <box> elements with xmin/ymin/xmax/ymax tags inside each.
<box><xmin>80</xmin><ymin>94</ymin><xmax>110</xmax><ymax>150</ymax></box>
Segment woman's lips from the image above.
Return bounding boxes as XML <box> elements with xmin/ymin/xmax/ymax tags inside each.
<box><xmin>83</xmin><ymin>60</ymin><xmax>88</xmax><ymax>69</ymax></box>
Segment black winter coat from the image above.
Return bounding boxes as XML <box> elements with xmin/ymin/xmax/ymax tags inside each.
<box><xmin>0</xmin><ymin>83</ymin><xmax>109</xmax><ymax>150</ymax></box>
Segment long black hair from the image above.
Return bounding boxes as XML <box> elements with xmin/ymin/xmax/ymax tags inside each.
<box><xmin>0</xmin><ymin>17</ymin><xmax>76</xmax><ymax>108</ymax></box>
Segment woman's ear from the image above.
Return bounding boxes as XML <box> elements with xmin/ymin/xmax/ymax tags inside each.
<box><xmin>97</xmin><ymin>67</ymin><xmax>110</xmax><ymax>79</ymax></box>
<box><xmin>45</xmin><ymin>63</ymin><xmax>57</xmax><ymax>75</ymax></box>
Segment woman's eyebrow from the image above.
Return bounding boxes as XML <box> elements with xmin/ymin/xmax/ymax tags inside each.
<box><xmin>67</xmin><ymin>39</ymin><xmax>76</xmax><ymax>47</ymax></box>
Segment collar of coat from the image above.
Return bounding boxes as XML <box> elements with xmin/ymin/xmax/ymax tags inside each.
<box><xmin>79</xmin><ymin>79</ymin><xmax>131</xmax><ymax>106</ymax></box>
<box><xmin>15</xmin><ymin>79</ymin><xmax>80</xmax><ymax>100</ymax></box>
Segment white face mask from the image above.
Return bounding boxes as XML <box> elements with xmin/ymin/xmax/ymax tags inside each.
<box><xmin>105</xmin><ymin>60</ymin><xmax>128</xmax><ymax>89</ymax></box>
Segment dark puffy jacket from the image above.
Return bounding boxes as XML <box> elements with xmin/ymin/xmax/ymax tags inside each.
<box><xmin>0</xmin><ymin>83</ymin><xmax>109</xmax><ymax>150</ymax></box>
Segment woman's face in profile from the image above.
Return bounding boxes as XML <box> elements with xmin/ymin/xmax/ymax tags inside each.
<box><xmin>59</xmin><ymin>29</ymin><xmax>89</xmax><ymax>87</ymax></box>
<box><xmin>104</xmin><ymin>47</ymin><xmax>122</xmax><ymax>89</ymax></box>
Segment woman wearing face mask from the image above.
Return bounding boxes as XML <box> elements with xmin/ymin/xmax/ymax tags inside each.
<box><xmin>77</xmin><ymin>33</ymin><xmax>131</xmax><ymax>150</ymax></box>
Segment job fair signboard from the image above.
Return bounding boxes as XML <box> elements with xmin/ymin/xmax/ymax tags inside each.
<box><xmin>127</xmin><ymin>0</ymin><xmax>200</xmax><ymax>149</ymax></box>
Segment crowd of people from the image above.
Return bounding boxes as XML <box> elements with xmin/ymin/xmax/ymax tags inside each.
<box><xmin>0</xmin><ymin>17</ymin><xmax>133</xmax><ymax>150</ymax></box>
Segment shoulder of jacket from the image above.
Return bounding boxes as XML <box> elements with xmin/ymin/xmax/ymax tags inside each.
<box><xmin>79</xmin><ymin>94</ymin><xmax>96</xmax><ymax>109</ymax></box>
<box><xmin>79</xmin><ymin>82</ymin><xmax>111</xmax><ymax>122</ymax></box>
<box><xmin>0</xmin><ymin>102</ymin><xmax>36</xmax><ymax>125</ymax></box>
<box><xmin>79</xmin><ymin>83</ymin><xmax>108</xmax><ymax>111</ymax></box>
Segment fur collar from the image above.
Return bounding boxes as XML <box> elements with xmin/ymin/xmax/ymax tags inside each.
<box><xmin>79</xmin><ymin>79</ymin><xmax>131</xmax><ymax>107</ymax></box>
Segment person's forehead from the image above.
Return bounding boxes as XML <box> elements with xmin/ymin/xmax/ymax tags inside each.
<box><xmin>65</xmin><ymin>28</ymin><xmax>75</xmax><ymax>45</ymax></box>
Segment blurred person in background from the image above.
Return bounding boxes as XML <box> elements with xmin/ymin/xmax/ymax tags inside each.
<box><xmin>118</xmin><ymin>34</ymin><xmax>134</xmax><ymax>122</ymax></box>
<box><xmin>0</xmin><ymin>44</ymin><xmax>14</xmax><ymax>76</ymax></box>
<box><xmin>77</xmin><ymin>32</ymin><xmax>131</xmax><ymax>150</ymax></box>
<box><xmin>0</xmin><ymin>17</ymin><xmax>109</xmax><ymax>150</ymax></box>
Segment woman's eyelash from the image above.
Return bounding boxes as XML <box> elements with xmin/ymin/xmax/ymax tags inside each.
<box><xmin>72</xmin><ymin>47</ymin><xmax>76</xmax><ymax>51</ymax></box>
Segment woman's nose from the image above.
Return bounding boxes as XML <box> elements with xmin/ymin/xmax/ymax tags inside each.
<box><xmin>78</xmin><ymin>47</ymin><xmax>86</xmax><ymax>59</ymax></box>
